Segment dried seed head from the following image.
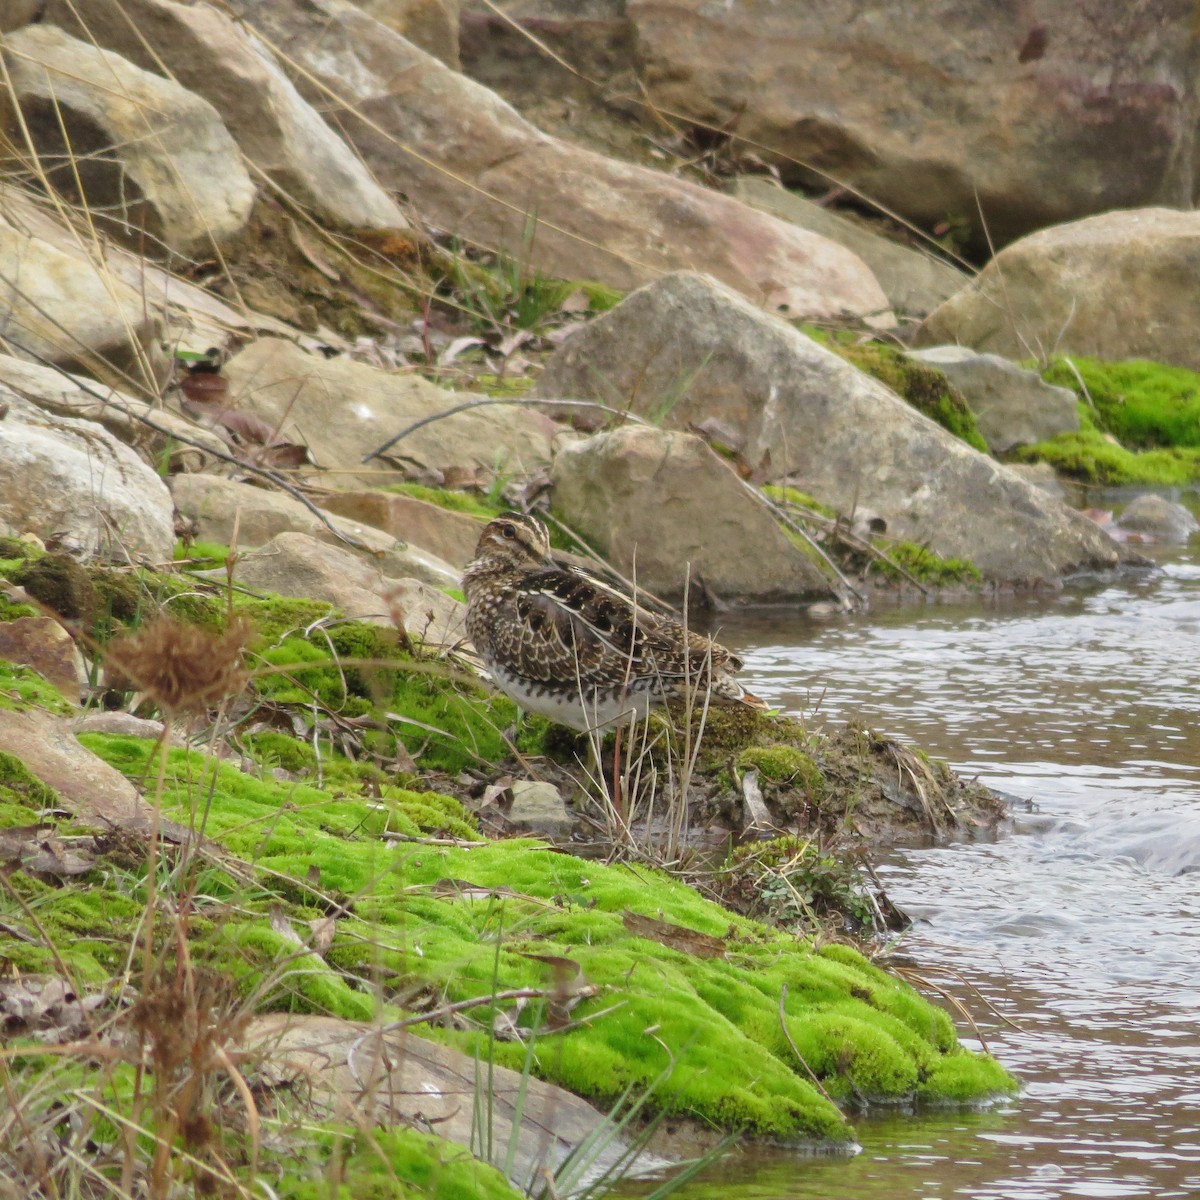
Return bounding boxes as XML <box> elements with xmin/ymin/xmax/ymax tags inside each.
<box><xmin>105</xmin><ymin>615</ymin><xmax>251</xmax><ymax>715</ymax></box>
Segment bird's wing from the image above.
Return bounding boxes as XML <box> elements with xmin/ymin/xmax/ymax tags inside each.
<box><xmin>492</xmin><ymin>565</ymin><xmax>731</xmax><ymax>689</ymax></box>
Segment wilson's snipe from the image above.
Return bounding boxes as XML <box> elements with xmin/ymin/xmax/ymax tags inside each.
<box><xmin>462</xmin><ymin>512</ymin><xmax>769</xmax><ymax>731</ymax></box>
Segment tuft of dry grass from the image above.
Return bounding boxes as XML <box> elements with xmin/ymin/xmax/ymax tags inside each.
<box><xmin>104</xmin><ymin>614</ymin><xmax>252</xmax><ymax>716</ymax></box>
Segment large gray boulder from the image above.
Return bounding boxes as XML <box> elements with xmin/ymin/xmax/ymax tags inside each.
<box><xmin>552</xmin><ymin>425</ymin><xmax>834</xmax><ymax>604</ymax></box>
<box><xmin>732</xmin><ymin>178</ymin><xmax>970</xmax><ymax>320</ymax></box>
<box><xmin>907</xmin><ymin>346</ymin><xmax>1079</xmax><ymax>453</ymax></box>
<box><xmin>536</xmin><ymin>273</ymin><xmax>1137</xmax><ymax>586</ymax></box>
<box><xmin>0</xmin><ymin>394</ymin><xmax>175</xmax><ymax>561</ymax></box>
<box><xmin>0</xmin><ymin>25</ymin><xmax>255</xmax><ymax>258</ymax></box>
<box><xmin>627</xmin><ymin>0</ymin><xmax>1198</xmax><ymax>249</ymax></box>
<box><xmin>41</xmin><ymin>0</ymin><xmax>410</xmax><ymax>234</ymax></box>
<box><xmin>0</xmin><ymin>355</ymin><xmax>226</xmax><ymax>473</ymax></box>
<box><xmin>221</xmin><ymin>338</ymin><xmax>558</xmax><ymax>489</ymax></box>
<box><xmin>917</xmin><ymin>209</ymin><xmax>1200</xmax><ymax>371</ymax></box>
<box><xmin>0</xmin><ymin>181</ymin><xmax>349</xmax><ymax>384</ymax></box>
<box><xmin>220</xmin><ymin>0</ymin><xmax>892</xmax><ymax>323</ymax></box>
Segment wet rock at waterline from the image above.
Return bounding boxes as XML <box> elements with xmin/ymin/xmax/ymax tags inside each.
<box><xmin>40</xmin><ymin>0</ymin><xmax>411</xmax><ymax>234</ymax></box>
<box><xmin>221</xmin><ymin>338</ymin><xmax>558</xmax><ymax>489</ymax></box>
<box><xmin>537</xmin><ymin>272</ymin><xmax>1142</xmax><ymax>587</ymax></box>
<box><xmin>0</xmin><ymin>394</ymin><xmax>175</xmax><ymax>562</ymax></box>
<box><xmin>732</xmin><ymin>177</ymin><xmax>970</xmax><ymax>320</ymax></box>
<box><xmin>169</xmin><ymin>473</ymin><xmax>459</xmax><ymax>588</ymax></box>
<box><xmin>917</xmin><ymin>209</ymin><xmax>1200</xmax><ymax>372</ymax></box>
<box><xmin>0</xmin><ymin>25</ymin><xmax>255</xmax><ymax>258</ymax></box>
<box><xmin>551</xmin><ymin>424</ymin><xmax>835</xmax><ymax>604</ymax></box>
<box><xmin>220</xmin><ymin>0</ymin><xmax>893</xmax><ymax>323</ymax></box>
<box><xmin>1115</xmin><ymin>495</ymin><xmax>1198</xmax><ymax>544</ymax></box>
<box><xmin>907</xmin><ymin>346</ymin><xmax>1080</xmax><ymax>453</ymax></box>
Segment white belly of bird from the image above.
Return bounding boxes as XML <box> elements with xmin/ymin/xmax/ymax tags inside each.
<box><xmin>488</xmin><ymin>663</ymin><xmax>655</xmax><ymax>731</ymax></box>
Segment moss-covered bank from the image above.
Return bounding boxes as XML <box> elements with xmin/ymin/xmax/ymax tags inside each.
<box><xmin>0</xmin><ymin>546</ymin><xmax>1015</xmax><ymax>1195</ymax></box>
<box><xmin>1</xmin><ymin>730</ymin><xmax>1014</xmax><ymax>1146</ymax></box>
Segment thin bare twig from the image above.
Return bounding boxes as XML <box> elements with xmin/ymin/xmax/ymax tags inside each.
<box><xmin>361</xmin><ymin>396</ymin><xmax>649</xmax><ymax>463</ymax></box>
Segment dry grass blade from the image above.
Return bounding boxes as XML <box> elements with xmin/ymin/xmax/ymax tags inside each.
<box><xmin>777</xmin><ymin>984</ymin><xmax>836</xmax><ymax>1105</ymax></box>
<box><xmin>465</xmin><ymin>0</ymin><xmax>977</xmax><ymax>271</ymax></box>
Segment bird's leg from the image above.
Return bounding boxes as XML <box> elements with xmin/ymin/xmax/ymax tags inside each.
<box><xmin>611</xmin><ymin>721</ymin><xmax>624</xmax><ymax>822</ymax></box>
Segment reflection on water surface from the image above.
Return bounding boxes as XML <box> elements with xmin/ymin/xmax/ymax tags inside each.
<box><xmin>620</xmin><ymin>554</ymin><xmax>1200</xmax><ymax>1200</ymax></box>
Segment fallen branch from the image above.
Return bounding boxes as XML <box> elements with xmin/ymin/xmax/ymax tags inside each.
<box><xmin>362</xmin><ymin>395</ymin><xmax>650</xmax><ymax>463</ymax></box>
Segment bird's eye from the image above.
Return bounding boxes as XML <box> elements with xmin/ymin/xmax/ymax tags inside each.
<box><xmin>500</xmin><ymin>523</ymin><xmax>516</xmax><ymax>539</ymax></box>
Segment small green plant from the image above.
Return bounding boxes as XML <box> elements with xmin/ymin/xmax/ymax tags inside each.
<box><xmin>728</xmin><ymin>837</ymin><xmax>878</xmax><ymax>931</ymax></box>
<box><xmin>873</xmin><ymin>540</ymin><xmax>981</xmax><ymax>587</ymax></box>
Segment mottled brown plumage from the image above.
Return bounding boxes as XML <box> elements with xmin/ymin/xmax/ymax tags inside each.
<box><xmin>462</xmin><ymin>512</ymin><xmax>769</xmax><ymax>730</ymax></box>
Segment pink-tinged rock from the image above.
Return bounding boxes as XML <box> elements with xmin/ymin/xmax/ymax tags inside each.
<box><xmin>223</xmin><ymin>0</ymin><xmax>892</xmax><ymax>323</ymax></box>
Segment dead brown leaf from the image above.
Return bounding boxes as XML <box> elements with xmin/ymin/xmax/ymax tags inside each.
<box><xmin>0</xmin><ymin>975</ymin><xmax>106</xmax><ymax>1040</ymax></box>
<box><xmin>621</xmin><ymin>910</ymin><xmax>728</xmax><ymax>959</ymax></box>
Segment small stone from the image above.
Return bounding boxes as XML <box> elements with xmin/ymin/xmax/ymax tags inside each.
<box><xmin>908</xmin><ymin>345</ymin><xmax>1079</xmax><ymax>453</ymax></box>
<box><xmin>0</xmin><ymin>617</ymin><xmax>86</xmax><ymax>700</ymax></box>
<box><xmin>74</xmin><ymin>712</ymin><xmax>166</xmax><ymax>740</ymax></box>
<box><xmin>1115</xmin><ymin>495</ymin><xmax>1198</xmax><ymax>543</ymax></box>
<box><xmin>507</xmin><ymin>780</ymin><xmax>573</xmax><ymax>838</ymax></box>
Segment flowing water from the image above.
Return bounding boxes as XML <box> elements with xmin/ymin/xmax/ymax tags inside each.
<box><xmin>622</xmin><ymin>537</ymin><xmax>1200</xmax><ymax>1200</ymax></box>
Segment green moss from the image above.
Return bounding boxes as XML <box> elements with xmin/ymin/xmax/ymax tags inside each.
<box><xmin>803</xmin><ymin>331</ymin><xmax>987</xmax><ymax>451</ymax></box>
<box><xmin>31</xmin><ymin>735</ymin><xmax>1012</xmax><ymax>1139</ymax></box>
<box><xmin>0</xmin><ymin>748</ymin><xmax>61</xmax><ymax>811</ymax></box>
<box><xmin>235</xmin><ymin>596</ymin><xmax>339</xmax><ymax>640</ymax></box>
<box><xmin>1042</xmin><ymin>355</ymin><xmax>1200</xmax><ymax>448</ymax></box>
<box><xmin>578</xmin><ymin>281</ymin><xmax>624</xmax><ymax>312</ymax></box>
<box><xmin>275</xmin><ymin>1126</ymin><xmax>523</xmax><ymax>1200</ymax></box>
<box><xmin>876</xmin><ymin>541</ymin><xmax>982</xmax><ymax>586</ymax></box>
<box><xmin>0</xmin><ymin>659</ymin><xmax>76</xmax><ymax>713</ymax></box>
<box><xmin>247</xmin><ymin>621</ymin><xmax>514</xmax><ymax>775</ymax></box>
<box><xmin>242</xmin><ymin>730</ymin><xmax>318</xmax><ymax>774</ymax></box>
<box><xmin>175</xmin><ymin>539</ymin><xmax>231</xmax><ymax>566</ymax></box>
<box><xmin>1015</xmin><ymin>355</ymin><xmax>1200</xmax><ymax>483</ymax></box>
<box><xmin>0</xmin><ymin>594</ymin><xmax>37</xmax><ymax>620</ymax></box>
<box><xmin>0</xmin><ymin>536</ymin><xmax>38</xmax><ymax>564</ymax></box>
<box><xmin>762</xmin><ymin>484</ymin><xmax>837</xmax><ymax>519</ymax></box>
<box><xmin>12</xmin><ymin>554</ymin><xmax>97</xmax><ymax>621</ymax></box>
<box><xmin>473</xmin><ymin>374</ymin><xmax>535</xmax><ymax>399</ymax></box>
<box><xmin>1012</xmin><ymin>418</ymin><xmax>1200</xmax><ymax>485</ymax></box>
<box><xmin>385</xmin><ymin>484</ymin><xmax>501</xmax><ymax>519</ymax></box>
<box><xmin>738</xmin><ymin>745</ymin><xmax>825</xmax><ymax>792</ymax></box>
